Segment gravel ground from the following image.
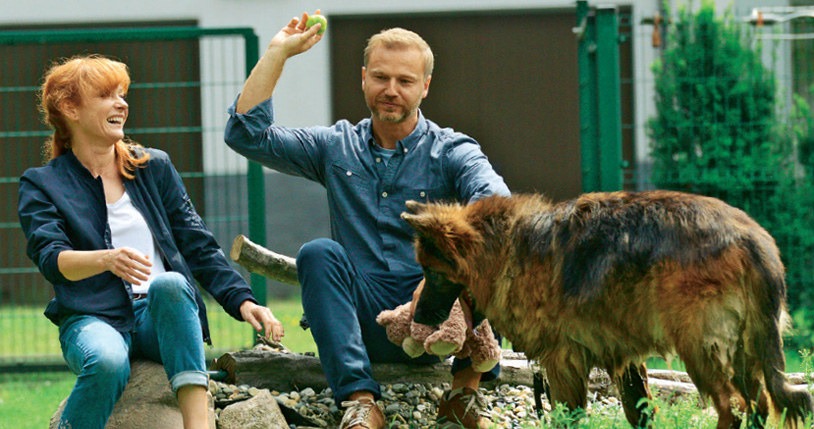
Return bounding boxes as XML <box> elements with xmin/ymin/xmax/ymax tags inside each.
<box><xmin>210</xmin><ymin>378</ymin><xmax>624</xmax><ymax>428</ymax></box>
<box><xmin>209</xmin><ymin>340</ymin><xmax>628</xmax><ymax>428</ymax></box>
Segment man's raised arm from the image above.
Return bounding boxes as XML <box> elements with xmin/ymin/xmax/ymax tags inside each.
<box><xmin>236</xmin><ymin>10</ymin><xmax>325</xmax><ymax>114</ymax></box>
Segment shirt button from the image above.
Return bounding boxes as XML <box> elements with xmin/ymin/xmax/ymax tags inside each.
<box><xmin>346</xmin><ymin>171</ymin><xmax>352</xmax><ymax>176</ymax></box>
<box><xmin>403</xmin><ymin>148</ymin><xmax>408</xmax><ymax>153</ymax></box>
<box><xmin>375</xmin><ymin>157</ymin><xmax>381</xmax><ymax>163</ymax></box>
<box><xmin>419</xmin><ymin>191</ymin><xmax>426</xmax><ymax>198</ymax></box>
<box><xmin>382</xmin><ymin>191</ymin><xmax>388</xmax><ymax>198</ymax></box>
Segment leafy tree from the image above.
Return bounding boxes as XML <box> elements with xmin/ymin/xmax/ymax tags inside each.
<box><xmin>648</xmin><ymin>1</ymin><xmax>814</xmax><ymax>347</ymax></box>
<box><xmin>649</xmin><ymin>1</ymin><xmax>786</xmax><ymax>195</ymax></box>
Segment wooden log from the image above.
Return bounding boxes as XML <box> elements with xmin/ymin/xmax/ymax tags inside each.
<box><xmin>212</xmin><ymin>349</ymin><xmax>533</xmax><ymax>393</ymax></box>
<box><xmin>646</xmin><ymin>369</ymin><xmax>692</xmax><ymax>383</ymax></box>
<box><xmin>230</xmin><ymin>234</ymin><xmax>299</xmax><ymax>286</ymax></box>
<box><xmin>786</xmin><ymin>373</ymin><xmax>814</xmax><ymax>385</ymax></box>
<box><xmin>647</xmin><ymin>378</ymin><xmax>698</xmax><ymax>396</ymax></box>
<box><xmin>218</xmin><ymin>348</ymin><xmax>812</xmax><ymax>400</ymax></box>
<box><xmin>645</xmin><ymin>370</ymin><xmax>813</xmax><ymax>388</ymax></box>
<box><xmin>213</xmin><ymin>348</ymin><xmax>814</xmax><ymax>403</ymax></box>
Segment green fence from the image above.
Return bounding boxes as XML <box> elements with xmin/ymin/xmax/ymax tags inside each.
<box><xmin>0</xmin><ymin>26</ymin><xmax>269</xmax><ymax>367</ymax></box>
<box><xmin>580</xmin><ymin>3</ymin><xmax>814</xmax><ymax>348</ymax></box>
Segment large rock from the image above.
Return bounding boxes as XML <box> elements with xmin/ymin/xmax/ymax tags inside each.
<box><xmin>217</xmin><ymin>389</ymin><xmax>287</xmax><ymax>429</ymax></box>
<box><xmin>50</xmin><ymin>360</ymin><xmax>216</xmax><ymax>429</ymax></box>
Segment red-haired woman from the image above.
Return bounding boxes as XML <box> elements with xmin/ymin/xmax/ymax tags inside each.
<box><xmin>18</xmin><ymin>55</ymin><xmax>284</xmax><ymax>429</ymax></box>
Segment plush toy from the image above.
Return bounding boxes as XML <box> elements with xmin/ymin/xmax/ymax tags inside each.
<box><xmin>376</xmin><ymin>299</ymin><xmax>501</xmax><ymax>372</ymax></box>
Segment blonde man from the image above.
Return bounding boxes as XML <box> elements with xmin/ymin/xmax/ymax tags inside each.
<box><xmin>226</xmin><ymin>12</ymin><xmax>509</xmax><ymax>429</ymax></box>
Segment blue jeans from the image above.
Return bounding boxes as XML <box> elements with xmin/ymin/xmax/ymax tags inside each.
<box><xmin>56</xmin><ymin>272</ymin><xmax>208</xmax><ymax>429</ymax></box>
<box><xmin>297</xmin><ymin>238</ymin><xmax>500</xmax><ymax>403</ymax></box>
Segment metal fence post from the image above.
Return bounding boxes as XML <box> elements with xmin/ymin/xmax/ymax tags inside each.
<box><xmin>244</xmin><ymin>31</ymin><xmax>268</xmax><ymax>308</ymax></box>
<box><xmin>595</xmin><ymin>4</ymin><xmax>623</xmax><ymax>192</ymax></box>
<box><xmin>576</xmin><ymin>0</ymin><xmax>599</xmax><ymax>193</ymax></box>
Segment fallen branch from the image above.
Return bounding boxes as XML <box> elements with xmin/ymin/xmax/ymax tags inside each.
<box><xmin>231</xmin><ymin>235</ymin><xmax>299</xmax><ymax>286</ymax></box>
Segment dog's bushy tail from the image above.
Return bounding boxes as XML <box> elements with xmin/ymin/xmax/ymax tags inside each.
<box><xmin>760</xmin><ymin>322</ymin><xmax>813</xmax><ymax>426</ymax></box>
<box><xmin>750</xmin><ymin>239</ymin><xmax>814</xmax><ymax>426</ymax></box>
<box><xmin>747</xmin><ymin>236</ymin><xmax>814</xmax><ymax>427</ymax></box>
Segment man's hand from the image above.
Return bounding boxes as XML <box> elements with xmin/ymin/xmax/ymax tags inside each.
<box><xmin>239</xmin><ymin>300</ymin><xmax>284</xmax><ymax>342</ymax></box>
<box><xmin>236</xmin><ymin>9</ymin><xmax>325</xmax><ymax>114</ymax></box>
<box><xmin>268</xmin><ymin>10</ymin><xmax>325</xmax><ymax>59</ymax></box>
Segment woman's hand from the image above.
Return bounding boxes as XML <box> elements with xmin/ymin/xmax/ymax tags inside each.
<box><xmin>240</xmin><ymin>300</ymin><xmax>284</xmax><ymax>342</ymax></box>
<box><xmin>103</xmin><ymin>247</ymin><xmax>152</xmax><ymax>285</ymax></box>
<box><xmin>58</xmin><ymin>248</ymin><xmax>151</xmax><ymax>283</ymax></box>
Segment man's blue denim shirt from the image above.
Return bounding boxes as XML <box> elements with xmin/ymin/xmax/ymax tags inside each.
<box><xmin>225</xmin><ymin>97</ymin><xmax>510</xmax><ymax>284</ymax></box>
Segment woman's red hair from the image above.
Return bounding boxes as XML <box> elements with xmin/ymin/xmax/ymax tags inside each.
<box><xmin>39</xmin><ymin>55</ymin><xmax>148</xmax><ymax>179</ymax></box>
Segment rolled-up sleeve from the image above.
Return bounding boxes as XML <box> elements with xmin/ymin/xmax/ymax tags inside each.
<box><xmin>446</xmin><ymin>139</ymin><xmax>511</xmax><ymax>203</ymax></box>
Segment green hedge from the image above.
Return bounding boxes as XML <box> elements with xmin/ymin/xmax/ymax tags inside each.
<box><xmin>648</xmin><ymin>1</ymin><xmax>814</xmax><ymax>347</ymax></box>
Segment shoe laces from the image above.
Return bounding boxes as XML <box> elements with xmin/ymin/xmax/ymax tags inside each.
<box><xmin>449</xmin><ymin>388</ymin><xmax>489</xmax><ymax>418</ymax></box>
<box><xmin>340</xmin><ymin>399</ymin><xmax>377</xmax><ymax>429</ymax></box>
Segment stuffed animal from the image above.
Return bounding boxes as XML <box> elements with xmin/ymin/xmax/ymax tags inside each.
<box><xmin>376</xmin><ymin>299</ymin><xmax>501</xmax><ymax>372</ymax></box>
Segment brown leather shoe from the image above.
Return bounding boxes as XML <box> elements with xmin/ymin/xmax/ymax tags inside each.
<box><xmin>339</xmin><ymin>398</ymin><xmax>385</xmax><ymax>429</ymax></box>
<box><xmin>437</xmin><ymin>387</ymin><xmax>492</xmax><ymax>428</ymax></box>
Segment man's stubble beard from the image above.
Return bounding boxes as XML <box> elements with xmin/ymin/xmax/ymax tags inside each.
<box><xmin>368</xmin><ymin>100</ymin><xmax>419</xmax><ymax>124</ymax></box>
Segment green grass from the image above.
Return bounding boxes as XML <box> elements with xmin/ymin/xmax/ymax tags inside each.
<box><xmin>0</xmin><ymin>296</ymin><xmax>318</xmax><ymax>362</ymax></box>
<box><xmin>206</xmin><ymin>295</ymin><xmax>318</xmax><ymax>356</ymax></box>
<box><xmin>0</xmin><ymin>371</ymin><xmax>75</xmax><ymax>429</ymax></box>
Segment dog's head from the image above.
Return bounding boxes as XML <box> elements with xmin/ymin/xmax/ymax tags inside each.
<box><xmin>401</xmin><ymin>200</ymin><xmax>484</xmax><ymax>327</ymax></box>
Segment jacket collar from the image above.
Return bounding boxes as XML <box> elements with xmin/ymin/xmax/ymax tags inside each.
<box><xmin>60</xmin><ymin>150</ymin><xmax>98</xmax><ymax>181</ymax></box>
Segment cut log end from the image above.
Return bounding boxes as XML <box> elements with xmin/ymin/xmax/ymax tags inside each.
<box><xmin>230</xmin><ymin>235</ymin><xmax>300</xmax><ymax>286</ymax></box>
<box><xmin>213</xmin><ymin>353</ymin><xmax>237</xmax><ymax>385</ymax></box>
<box><xmin>230</xmin><ymin>235</ymin><xmax>247</xmax><ymax>262</ymax></box>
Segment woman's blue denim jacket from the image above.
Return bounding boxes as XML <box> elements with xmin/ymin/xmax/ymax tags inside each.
<box><xmin>18</xmin><ymin>148</ymin><xmax>256</xmax><ymax>344</ymax></box>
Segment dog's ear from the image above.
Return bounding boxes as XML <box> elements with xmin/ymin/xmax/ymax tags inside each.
<box><xmin>402</xmin><ymin>206</ymin><xmax>480</xmax><ymax>262</ymax></box>
<box><xmin>404</xmin><ymin>200</ymin><xmax>427</xmax><ymax>215</ymax></box>
<box><xmin>401</xmin><ymin>211</ymin><xmax>432</xmax><ymax>234</ymax></box>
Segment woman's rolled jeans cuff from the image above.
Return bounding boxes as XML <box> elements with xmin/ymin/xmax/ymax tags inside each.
<box><xmin>170</xmin><ymin>370</ymin><xmax>209</xmax><ymax>394</ymax></box>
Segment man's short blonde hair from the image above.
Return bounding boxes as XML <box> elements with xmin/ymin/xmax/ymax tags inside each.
<box><xmin>364</xmin><ymin>28</ymin><xmax>434</xmax><ymax>78</ymax></box>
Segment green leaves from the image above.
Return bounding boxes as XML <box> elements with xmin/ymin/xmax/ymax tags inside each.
<box><xmin>649</xmin><ymin>2</ymin><xmax>814</xmax><ymax>348</ymax></box>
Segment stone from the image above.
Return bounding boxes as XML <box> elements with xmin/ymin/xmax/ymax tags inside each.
<box><xmin>217</xmin><ymin>389</ymin><xmax>287</xmax><ymax>429</ymax></box>
<box><xmin>49</xmin><ymin>360</ymin><xmax>216</xmax><ymax>429</ymax></box>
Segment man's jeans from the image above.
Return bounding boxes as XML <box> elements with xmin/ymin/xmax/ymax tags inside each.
<box><xmin>297</xmin><ymin>238</ymin><xmax>500</xmax><ymax>403</ymax></box>
<box><xmin>56</xmin><ymin>272</ymin><xmax>208</xmax><ymax>429</ymax></box>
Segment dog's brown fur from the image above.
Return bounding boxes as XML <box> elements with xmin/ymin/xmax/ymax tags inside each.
<box><xmin>403</xmin><ymin>191</ymin><xmax>813</xmax><ymax>428</ymax></box>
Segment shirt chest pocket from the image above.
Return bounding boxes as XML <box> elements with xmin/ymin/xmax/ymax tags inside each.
<box><xmin>330</xmin><ymin>163</ymin><xmax>374</xmax><ymax>194</ymax></box>
<box><xmin>389</xmin><ymin>186</ymin><xmax>448</xmax><ymax>205</ymax></box>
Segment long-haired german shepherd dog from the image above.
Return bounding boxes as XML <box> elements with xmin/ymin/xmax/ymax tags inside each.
<box><xmin>404</xmin><ymin>191</ymin><xmax>813</xmax><ymax>428</ymax></box>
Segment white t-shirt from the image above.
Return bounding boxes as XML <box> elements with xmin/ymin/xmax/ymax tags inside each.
<box><xmin>106</xmin><ymin>191</ymin><xmax>167</xmax><ymax>294</ymax></box>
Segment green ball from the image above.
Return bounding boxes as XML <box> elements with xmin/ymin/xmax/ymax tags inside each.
<box><xmin>306</xmin><ymin>15</ymin><xmax>327</xmax><ymax>35</ymax></box>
